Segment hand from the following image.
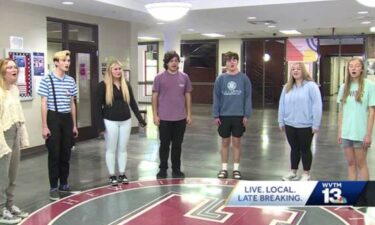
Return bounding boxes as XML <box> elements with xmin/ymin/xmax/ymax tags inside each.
<box><xmin>214</xmin><ymin>118</ymin><xmax>221</xmax><ymax>126</ymax></box>
<box><xmin>153</xmin><ymin>115</ymin><xmax>160</xmax><ymax>126</ymax></box>
<box><xmin>363</xmin><ymin>134</ymin><xmax>371</xmax><ymax>149</ymax></box>
<box><xmin>337</xmin><ymin>134</ymin><xmax>342</xmax><ymax>144</ymax></box>
<box><xmin>186</xmin><ymin>115</ymin><xmax>192</xmax><ymax>126</ymax></box>
<box><xmin>312</xmin><ymin>128</ymin><xmax>319</xmax><ymax>134</ymax></box>
<box><xmin>279</xmin><ymin>126</ymin><xmax>285</xmax><ymax>132</ymax></box>
<box><xmin>140</xmin><ymin>121</ymin><xmax>147</xmax><ymax>127</ymax></box>
<box><xmin>242</xmin><ymin>117</ymin><xmax>248</xmax><ymax>127</ymax></box>
<box><xmin>73</xmin><ymin>126</ymin><xmax>79</xmax><ymax>138</ymax></box>
<box><xmin>42</xmin><ymin>127</ymin><xmax>51</xmax><ymax>139</ymax></box>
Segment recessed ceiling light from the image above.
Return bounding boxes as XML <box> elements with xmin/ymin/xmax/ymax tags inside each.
<box><xmin>201</xmin><ymin>33</ymin><xmax>225</xmax><ymax>38</ymax></box>
<box><xmin>62</xmin><ymin>1</ymin><xmax>74</xmax><ymax>5</ymax></box>
<box><xmin>187</xmin><ymin>28</ymin><xmax>195</xmax><ymax>31</ymax></box>
<box><xmin>279</xmin><ymin>29</ymin><xmax>301</xmax><ymax>35</ymax></box>
<box><xmin>248</xmin><ymin>16</ymin><xmax>256</xmax><ymax>20</ymax></box>
<box><xmin>264</xmin><ymin>22</ymin><xmax>270</xmax><ymax>25</ymax></box>
<box><xmin>268</xmin><ymin>25</ymin><xmax>276</xmax><ymax>28</ymax></box>
<box><xmin>361</xmin><ymin>21</ymin><xmax>371</xmax><ymax>24</ymax></box>
<box><xmin>370</xmin><ymin>26</ymin><xmax>375</xmax><ymax>32</ymax></box>
<box><xmin>157</xmin><ymin>22</ymin><xmax>165</xmax><ymax>25</ymax></box>
<box><xmin>138</xmin><ymin>36</ymin><xmax>159</xmax><ymax>41</ymax></box>
<box><xmin>358</xmin><ymin>11</ymin><xmax>368</xmax><ymax>14</ymax></box>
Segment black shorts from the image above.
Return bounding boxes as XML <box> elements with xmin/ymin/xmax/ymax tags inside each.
<box><xmin>217</xmin><ymin>116</ymin><xmax>245</xmax><ymax>138</ymax></box>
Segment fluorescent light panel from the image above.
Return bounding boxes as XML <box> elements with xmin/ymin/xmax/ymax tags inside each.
<box><xmin>62</xmin><ymin>1</ymin><xmax>74</xmax><ymax>5</ymax></box>
<box><xmin>279</xmin><ymin>29</ymin><xmax>301</xmax><ymax>35</ymax></box>
<box><xmin>201</xmin><ymin>33</ymin><xmax>225</xmax><ymax>38</ymax></box>
<box><xmin>138</xmin><ymin>36</ymin><xmax>159</xmax><ymax>40</ymax></box>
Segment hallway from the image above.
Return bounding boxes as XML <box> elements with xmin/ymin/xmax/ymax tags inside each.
<box><xmin>14</xmin><ymin>104</ymin><xmax>375</xmax><ymax>224</ymax></box>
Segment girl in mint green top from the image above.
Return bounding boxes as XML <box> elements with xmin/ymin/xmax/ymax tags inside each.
<box><xmin>337</xmin><ymin>58</ymin><xmax>375</xmax><ymax>180</ymax></box>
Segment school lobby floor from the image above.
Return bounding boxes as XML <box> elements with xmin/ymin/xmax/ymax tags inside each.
<box><xmin>12</xmin><ymin>105</ymin><xmax>375</xmax><ymax>225</ymax></box>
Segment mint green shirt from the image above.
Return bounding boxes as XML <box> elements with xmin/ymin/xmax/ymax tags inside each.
<box><xmin>337</xmin><ymin>79</ymin><xmax>375</xmax><ymax>141</ymax></box>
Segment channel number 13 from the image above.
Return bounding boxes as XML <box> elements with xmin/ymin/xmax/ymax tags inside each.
<box><xmin>322</xmin><ymin>188</ymin><xmax>342</xmax><ymax>203</ymax></box>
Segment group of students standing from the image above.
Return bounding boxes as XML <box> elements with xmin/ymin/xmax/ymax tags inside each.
<box><xmin>0</xmin><ymin>49</ymin><xmax>374</xmax><ymax>223</ymax></box>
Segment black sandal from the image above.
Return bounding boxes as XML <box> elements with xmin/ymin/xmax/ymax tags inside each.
<box><xmin>217</xmin><ymin>170</ymin><xmax>228</xmax><ymax>179</ymax></box>
<box><xmin>233</xmin><ymin>170</ymin><xmax>241</xmax><ymax>180</ymax></box>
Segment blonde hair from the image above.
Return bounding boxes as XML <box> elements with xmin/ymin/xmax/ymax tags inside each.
<box><xmin>103</xmin><ymin>59</ymin><xmax>130</xmax><ymax>105</ymax></box>
<box><xmin>341</xmin><ymin>58</ymin><xmax>364</xmax><ymax>103</ymax></box>
<box><xmin>285</xmin><ymin>62</ymin><xmax>313</xmax><ymax>92</ymax></box>
<box><xmin>53</xmin><ymin>50</ymin><xmax>70</xmax><ymax>65</ymax></box>
<box><xmin>0</xmin><ymin>58</ymin><xmax>19</xmax><ymax>92</ymax></box>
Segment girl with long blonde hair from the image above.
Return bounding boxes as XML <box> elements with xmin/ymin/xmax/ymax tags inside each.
<box><xmin>337</xmin><ymin>58</ymin><xmax>375</xmax><ymax>180</ymax></box>
<box><xmin>278</xmin><ymin>62</ymin><xmax>322</xmax><ymax>181</ymax></box>
<box><xmin>96</xmin><ymin>58</ymin><xmax>146</xmax><ymax>186</ymax></box>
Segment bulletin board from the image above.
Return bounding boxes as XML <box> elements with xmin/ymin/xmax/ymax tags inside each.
<box><xmin>5</xmin><ymin>49</ymin><xmax>33</xmax><ymax>101</ymax></box>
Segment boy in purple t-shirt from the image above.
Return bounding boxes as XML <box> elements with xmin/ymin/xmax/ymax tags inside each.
<box><xmin>152</xmin><ymin>51</ymin><xmax>192</xmax><ymax>179</ymax></box>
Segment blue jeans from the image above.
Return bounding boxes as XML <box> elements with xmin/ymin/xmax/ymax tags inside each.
<box><xmin>341</xmin><ymin>139</ymin><xmax>364</xmax><ymax>149</ymax></box>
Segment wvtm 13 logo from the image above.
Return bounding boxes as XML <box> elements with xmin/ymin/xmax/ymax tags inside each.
<box><xmin>321</xmin><ymin>182</ymin><xmax>347</xmax><ymax>204</ymax></box>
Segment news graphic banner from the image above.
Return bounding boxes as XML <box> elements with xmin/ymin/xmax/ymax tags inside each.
<box><xmin>226</xmin><ymin>181</ymin><xmax>375</xmax><ymax>207</ymax></box>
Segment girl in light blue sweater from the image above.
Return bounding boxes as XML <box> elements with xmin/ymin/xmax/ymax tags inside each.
<box><xmin>278</xmin><ymin>62</ymin><xmax>322</xmax><ymax>181</ymax></box>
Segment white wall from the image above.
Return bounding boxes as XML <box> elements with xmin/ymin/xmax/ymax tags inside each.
<box><xmin>0</xmin><ymin>0</ymin><xmax>138</xmax><ymax>149</ymax></box>
<box><xmin>158</xmin><ymin>42</ymin><xmax>165</xmax><ymax>72</ymax></box>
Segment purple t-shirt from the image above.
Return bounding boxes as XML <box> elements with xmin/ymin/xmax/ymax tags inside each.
<box><xmin>153</xmin><ymin>70</ymin><xmax>192</xmax><ymax>121</ymax></box>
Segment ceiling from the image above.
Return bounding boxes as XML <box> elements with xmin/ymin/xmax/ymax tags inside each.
<box><xmin>16</xmin><ymin>0</ymin><xmax>375</xmax><ymax>40</ymax></box>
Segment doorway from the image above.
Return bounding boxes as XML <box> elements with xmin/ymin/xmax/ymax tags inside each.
<box><xmin>69</xmin><ymin>43</ymin><xmax>98</xmax><ymax>140</ymax></box>
<box><xmin>318</xmin><ymin>37</ymin><xmax>364</xmax><ymax>101</ymax></box>
<box><xmin>181</xmin><ymin>40</ymin><xmax>218</xmax><ymax>104</ymax></box>
<box><xmin>243</xmin><ymin>39</ymin><xmax>286</xmax><ymax>108</ymax></box>
<box><xmin>47</xmin><ymin>18</ymin><xmax>99</xmax><ymax>141</ymax></box>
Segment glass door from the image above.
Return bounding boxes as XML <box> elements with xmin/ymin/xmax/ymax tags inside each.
<box><xmin>69</xmin><ymin>43</ymin><xmax>98</xmax><ymax>140</ymax></box>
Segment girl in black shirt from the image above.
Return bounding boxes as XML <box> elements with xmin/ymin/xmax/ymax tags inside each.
<box><xmin>96</xmin><ymin>59</ymin><xmax>146</xmax><ymax>186</ymax></box>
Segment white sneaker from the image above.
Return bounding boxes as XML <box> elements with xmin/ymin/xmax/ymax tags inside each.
<box><xmin>9</xmin><ymin>205</ymin><xmax>29</xmax><ymax>218</ymax></box>
<box><xmin>300</xmin><ymin>174</ymin><xmax>311</xmax><ymax>181</ymax></box>
<box><xmin>0</xmin><ymin>208</ymin><xmax>22</xmax><ymax>224</ymax></box>
<box><xmin>282</xmin><ymin>173</ymin><xmax>299</xmax><ymax>181</ymax></box>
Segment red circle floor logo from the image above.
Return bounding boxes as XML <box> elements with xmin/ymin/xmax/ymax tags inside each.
<box><xmin>20</xmin><ymin>178</ymin><xmax>375</xmax><ymax>225</ymax></box>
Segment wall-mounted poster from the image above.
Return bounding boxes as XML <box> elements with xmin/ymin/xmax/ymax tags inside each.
<box><xmin>5</xmin><ymin>49</ymin><xmax>33</xmax><ymax>101</ymax></box>
<box><xmin>33</xmin><ymin>52</ymin><xmax>45</xmax><ymax>76</ymax></box>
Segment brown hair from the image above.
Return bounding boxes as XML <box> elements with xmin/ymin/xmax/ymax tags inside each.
<box><xmin>163</xmin><ymin>51</ymin><xmax>180</xmax><ymax>70</ymax></box>
<box><xmin>224</xmin><ymin>51</ymin><xmax>239</xmax><ymax>62</ymax></box>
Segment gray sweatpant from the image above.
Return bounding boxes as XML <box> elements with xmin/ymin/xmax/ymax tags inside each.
<box><xmin>0</xmin><ymin>124</ymin><xmax>20</xmax><ymax>209</ymax></box>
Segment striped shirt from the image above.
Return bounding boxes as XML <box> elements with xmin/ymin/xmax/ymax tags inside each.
<box><xmin>37</xmin><ymin>73</ymin><xmax>78</xmax><ymax>113</ymax></box>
